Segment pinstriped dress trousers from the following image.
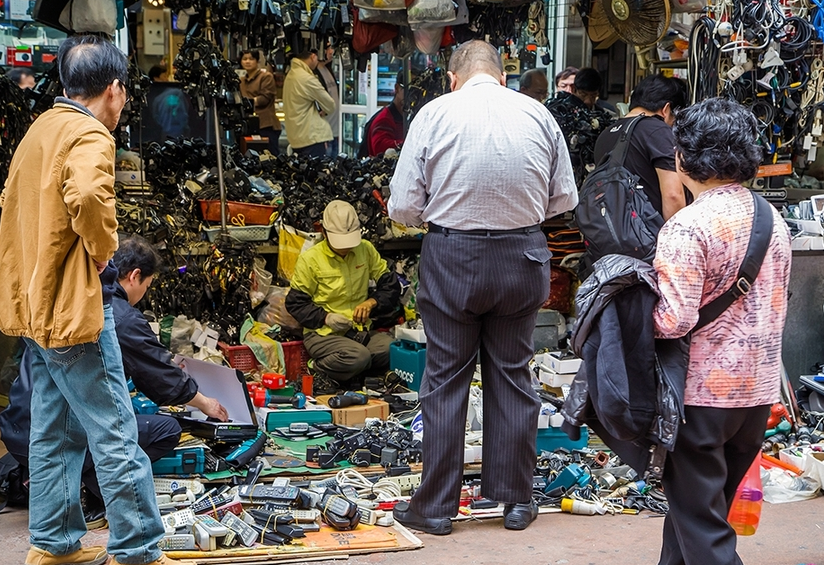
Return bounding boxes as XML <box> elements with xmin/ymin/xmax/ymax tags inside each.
<box><xmin>410</xmin><ymin>229</ymin><xmax>551</xmax><ymax>518</ymax></box>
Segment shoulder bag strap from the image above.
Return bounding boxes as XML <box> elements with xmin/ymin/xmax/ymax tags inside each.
<box><xmin>608</xmin><ymin>114</ymin><xmax>646</xmax><ymax>168</ymax></box>
<box><xmin>693</xmin><ymin>192</ymin><xmax>774</xmax><ymax>331</ymax></box>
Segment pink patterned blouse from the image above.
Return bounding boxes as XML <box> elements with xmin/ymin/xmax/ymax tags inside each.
<box><xmin>652</xmin><ymin>183</ymin><xmax>792</xmax><ymax>408</ymax></box>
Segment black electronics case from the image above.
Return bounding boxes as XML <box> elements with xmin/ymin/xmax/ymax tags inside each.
<box><xmin>171</xmin><ymin>355</ymin><xmax>258</xmax><ymax>441</ymax></box>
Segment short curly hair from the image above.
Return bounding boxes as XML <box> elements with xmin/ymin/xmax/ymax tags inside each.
<box><xmin>673</xmin><ymin>98</ymin><xmax>764</xmax><ymax>184</ymax></box>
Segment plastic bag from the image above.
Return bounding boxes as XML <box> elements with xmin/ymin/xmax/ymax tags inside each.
<box><xmin>761</xmin><ymin>466</ymin><xmax>820</xmax><ymax>504</ymax></box>
<box><xmin>277</xmin><ymin>223</ymin><xmax>324</xmax><ymax>282</ymax></box>
<box><xmin>407</xmin><ymin>0</ymin><xmax>456</xmax><ymax>27</ymax></box>
<box><xmin>410</xmin><ymin>0</ymin><xmax>468</xmax><ymax>29</ymax></box>
<box><xmin>360</xmin><ymin>7</ymin><xmax>408</xmax><ymax>24</ymax></box>
<box><xmin>240</xmin><ymin>315</ymin><xmax>286</xmax><ymax>373</ymax></box>
<box><xmin>257</xmin><ymin>286</ymin><xmax>302</xmax><ymax>332</ymax></box>
<box><xmin>250</xmin><ymin>257</ymin><xmax>273</xmax><ymax>308</ymax></box>
<box><xmin>170</xmin><ymin>315</ymin><xmax>197</xmax><ymax>357</ymax></box>
<box><xmin>413</xmin><ymin>26</ymin><xmax>445</xmax><ymax>55</ymax></box>
<box><xmin>353</xmin><ymin>0</ymin><xmax>408</xmax><ymax>9</ymax></box>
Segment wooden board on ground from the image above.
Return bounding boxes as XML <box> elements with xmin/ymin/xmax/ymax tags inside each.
<box><xmin>168</xmin><ymin>523</ymin><xmax>422</xmax><ymax>563</ymax></box>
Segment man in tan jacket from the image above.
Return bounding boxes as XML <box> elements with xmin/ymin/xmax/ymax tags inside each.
<box><xmin>283</xmin><ymin>50</ymin><xmax>336</xmax><ymax>158</ymax></box>
<box><xmin>0</xmin><ymin>36</ymin><xmax>178</xmax><ymax>565</ymax></box>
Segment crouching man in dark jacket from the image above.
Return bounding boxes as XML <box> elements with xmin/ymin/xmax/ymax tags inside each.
<box><xmin>0</xmin><ymin>235</ymin><xmax>227</xmax><ymax>527</ymax></box>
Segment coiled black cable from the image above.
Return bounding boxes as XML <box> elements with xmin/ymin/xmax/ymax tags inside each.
<box><xmin>689</xmin><ymin>16</ymin><xmax>721</xmax><ymax>103</ymax></box>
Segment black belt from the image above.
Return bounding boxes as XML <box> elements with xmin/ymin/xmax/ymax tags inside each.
<box><xmin>428</xmin><ymin>223</ymin><xmax>542</xmax><ymax>236</ymax></box>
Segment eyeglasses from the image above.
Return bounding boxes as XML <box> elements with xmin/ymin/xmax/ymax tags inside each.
<box><xmin>117</xmin><ymin>80</ymin><xmax>132</xmax><ymax>105</ymax></box>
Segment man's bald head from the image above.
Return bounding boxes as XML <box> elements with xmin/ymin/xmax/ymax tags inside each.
<box><xmin>519</xmin><ymin>69</ymin><xmax>549</xmax><ymax>102</ymax></box>
<box><xmin>447</xmin><ymin>40</ymin><xmax>504</xmax><ymax>91</ymax></box>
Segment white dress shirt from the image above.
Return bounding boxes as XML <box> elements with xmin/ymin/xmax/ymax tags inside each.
<box><xmin>388</xmin><ymin>74</ymin><xmax>578</xmax><ymax>230</ymax></box>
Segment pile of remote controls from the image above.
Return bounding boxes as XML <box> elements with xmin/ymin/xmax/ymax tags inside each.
<box><xmin>154</xmin><ymin>458</ymin><xmax>375</xmax><ymax>552</ymax></box>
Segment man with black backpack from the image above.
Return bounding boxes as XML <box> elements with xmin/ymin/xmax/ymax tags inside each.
<box><xmin>593</xmin><ymin>74</ymin><xmax>689</xmax><ymax>222</ymax></box>
<box><xmin>575</xmin><ymin>74</ymin><xmax>689</xmax><ymax>278</ymax></box>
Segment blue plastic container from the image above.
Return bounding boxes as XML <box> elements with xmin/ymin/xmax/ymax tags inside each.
<box><xmin>390</xmin><ymin>340</ymin><xmax>426</xmax><ymax>392</ymax></box>
<box><xmin>151</xmin><ymin>447</ymin><xmax>206</xmax><ymax>476</ymax></box>
<box><xmin>536</xmin><ymin>426</ymin><xmax>588</xmax><ymax>454</ymax></box>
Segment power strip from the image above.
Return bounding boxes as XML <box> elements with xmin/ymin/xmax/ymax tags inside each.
<box><xmin>381</xmin><ymin>473</ymin><xmax>422</xmax><ymax>494</ymax></box>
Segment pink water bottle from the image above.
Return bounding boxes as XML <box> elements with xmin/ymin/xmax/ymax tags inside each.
<box><xmin>727</xmin><ymin>454</ymin><xmax>763</xmax><ymax>536</ymax></box>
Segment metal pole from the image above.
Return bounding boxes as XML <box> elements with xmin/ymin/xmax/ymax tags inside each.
<box><xmin>213</xmin><ymin>98</ymin><xmax>227</xmax><ymax>232</ymax></box>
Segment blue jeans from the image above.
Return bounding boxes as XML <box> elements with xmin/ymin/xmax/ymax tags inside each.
<box><xmin>25</xmin><ymin>305</ymin><xmax>164</xmax><ymax>564</ymax></box>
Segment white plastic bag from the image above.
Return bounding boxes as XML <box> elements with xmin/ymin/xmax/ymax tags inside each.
<box><xmin>407</xmin><ymin>0</ymin><xmax>456</xmax><ymax>27</ymax></box>
<box><xmin>761</xmin><ymin>467</ymin><xmax>820</xmax><ymax>503</ymax></box>
<box><xmin>250</xmin><ymin>257</ymin><xmax>273</xmax><ymax>309</ymax></box>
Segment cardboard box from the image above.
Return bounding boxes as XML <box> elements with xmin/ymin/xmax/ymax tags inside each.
<box><xmin>546</xmin><ymin>351</ymin><xmax>582</xmax><ymax>374</ymax></box>
<box><xmin>539</xmin><ymin>366</ymin><xmax>575</xmax><ymax>388</ymax></box>
<box><xmin>315</xmin><ymin>395</ymin><xmax>390</xmax><ymax>427</ymax></box>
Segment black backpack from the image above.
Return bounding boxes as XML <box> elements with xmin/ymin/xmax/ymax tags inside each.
<box><xmin>576</xmin><ymin>115</ymin><xmax>664</xmax><ymax>277</ymax></box>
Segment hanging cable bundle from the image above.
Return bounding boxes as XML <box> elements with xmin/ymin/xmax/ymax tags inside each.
<box><xmin>688</xmin><ymin>16</ymin><xmax>721</xmax><ymax>103</ymax></box>
<box><xmin>173</xmin><ymin>34</ymin><xmax>249</xmax><ymax>132</ymax></box>
<box><xmin>0</xmin><ymin>72</ymin><xmax>33</xmax><ymax>192</ymax></box>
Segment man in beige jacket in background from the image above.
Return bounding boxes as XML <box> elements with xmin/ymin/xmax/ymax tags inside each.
<box><xmin>283</xmin><ymin>49</ymin><xmax>336</xmax><ymax>158</ymax></box>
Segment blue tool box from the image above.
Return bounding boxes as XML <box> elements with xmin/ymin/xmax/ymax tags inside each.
<box><xmin>151</xmin><ymin>447</ymin><xmax>206</xmax><ymax>476</ymax></box>
<box><xmin>389</xmin><ymin>340</ymin><xmax>426</xmax><ymax>392</ymax></box>
<box><xmin>536</xmin><ymin>426</ymin><xmax>589</xmax><ymax>454</ymax></box>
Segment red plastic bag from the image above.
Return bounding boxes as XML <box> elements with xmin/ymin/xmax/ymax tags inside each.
<box><xmin>727</xmin><ymin>454</ymin><xmax>763</xmax><ymax>536</ymax></box>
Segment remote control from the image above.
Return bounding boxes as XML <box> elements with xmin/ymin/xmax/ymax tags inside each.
<box><xmin>289</xmin><ymin>422</ymin><xmax>309</xmax><ymax>433</ymax></box>
<box><xmin>154</xmin><ymin>477</ymin><xmax>205</xmax><ymax>495</ymax></box>
<box><xmin>259</xmin><ymin>506</ymin><xmax>320</xmax><ymax>523</ymax></box>
<box><xmin>240</xmin><ymin>484</ymin><xmax>300</xmax><ymax>503</ymax></box>
<box><xmin>221</xmin><ymin>512</ymin><xmax>258</xmax><ymax>547</ymax></box>
<box><xmin>321</xmin><ymin>493</ymin><xmax>358</xmax><ymax>518</ymax></box>
<box><xmin>161</xmin><ymin>508</ymin><xmax>196</xmax><ymax>532</ymax></box>
<box><xmin>191</xmin><ymin>493</ymin><xmax>234</xmax><ymax>514</ymax></box>
<box><xmin>194</xmin><ymin>515</ymin><xmax>229</xmax><ymax>537</ymax></box>
<box><xmin>158</xmin><ymin>534</ymin><xmax>197</xmax><ymax>551</ymax></box>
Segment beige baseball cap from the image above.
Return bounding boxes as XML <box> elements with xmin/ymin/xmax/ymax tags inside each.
<box><xmin>322</xmin><ymin>200</ymin><xmax>362</xmax><ymax>249</ymax></box>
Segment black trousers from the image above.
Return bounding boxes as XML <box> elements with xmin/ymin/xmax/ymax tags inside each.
<box><xmin>259</xmin><ymin>127</ymin><xmax>281</xmax><ymax>155</ymax></box>
<box><xmin>294</xmin><ymin>141</ymin><xmax>328</xmax><ymax>158</ymax></box>
<box><xmin>659</xmin><ymin>404</ymin><xmax>770</xmax><ymax>565</ymax></box>
<box><xmin>410</xmin><ymin>229</ymin><xmax>550</xmax><ymax>518</ymax></box>
<box><xmin>82</xmin><ymin>414</ymin><xmax>181</xmax><ymax>503</ymax></box>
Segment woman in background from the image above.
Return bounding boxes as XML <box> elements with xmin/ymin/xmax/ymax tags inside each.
<box><xmin>239</xmin><ymin>49</ymin><xmax>281</xmax><ymax>155</ymax></box>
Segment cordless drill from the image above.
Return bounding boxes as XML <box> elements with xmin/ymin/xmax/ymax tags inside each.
<box><xmin>327</xmin><ymin>391</ymin><xmax>369</xmax><ymax>408</ymax></box>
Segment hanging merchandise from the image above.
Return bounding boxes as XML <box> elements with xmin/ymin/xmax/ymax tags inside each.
<box><xmin>174</xmin><ymin>35</ymin><xmax>250</xmax><ymax>133</ymax></box>
<box><xmin>0</xmin><ymin>72</ymin><xmax>31</xmax><ymax>193</ymax></box>
<box><xmin>116</xmin><ymin>63</ymin><xmax>152</xmax><ymax>150</ymax></box>
<box><xmin>352</xmin><ymin>6</ymin><xmax>400</xmax><ymax>54</ymax></box>
<box><xmin>404</xmin><ymin>64</ymin><xmax>449</xmax><ymax>122</ymax></box>
<box><xmin>413</xmin><ymin>26</ymin><xmax>445</xmax><ymax>53</ymax></box>
<box><xmin>453</xmin><ymin>3</ymin><xmax>533</xmax><ymax>47</ymax></box>
<box><xmin>406</xmin><ymin>0</ymin><xmax>457</xmax><ymax>28</ymax></box>
<box><xmin>688</xmin><ymin>0</ymin><xmax>820</xmax><ymax>167</ymax></box>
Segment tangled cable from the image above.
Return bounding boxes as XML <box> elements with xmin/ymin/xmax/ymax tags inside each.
<box><xmin>0</xmin><ymin>73</ymin><xmax>32</xmax><ymax>191</ymax></box>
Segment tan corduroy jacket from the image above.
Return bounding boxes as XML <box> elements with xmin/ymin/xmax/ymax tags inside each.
<box><xmin>283</xmin><ymin>57</ymin><xmax>335</xmax><ymax>149</ymax></box>
<box><xmin>240</xmin><ymin>68</ymin><xmax>281</xmax><ymax>131</ymax></box>
<box><xmin>0</xmin><ymin>102</ymin><xmax>119</xmax><ymax>348</ymax></box>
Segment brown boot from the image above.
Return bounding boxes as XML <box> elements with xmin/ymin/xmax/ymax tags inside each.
<box><xmin>25</xmin><ymin>546</ymin><xmax>107</xmax><ymax>565</ymax></box>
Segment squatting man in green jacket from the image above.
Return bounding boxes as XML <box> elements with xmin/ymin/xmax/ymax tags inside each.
<box><xmin>285</xmin><ymin>200</ymin><xmax>401</xmax><ymax>387</ymax></box>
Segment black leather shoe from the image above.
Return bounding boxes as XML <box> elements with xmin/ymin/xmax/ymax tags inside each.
<box><xmin>393</xmin><ymin>501</ymin><xmax>452</xmax><ymax>535</ymax></box>
<box><xmin>503</xmin><ymin>501</ymin><xmax>538</xmax><ymax>530</ymax></box>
